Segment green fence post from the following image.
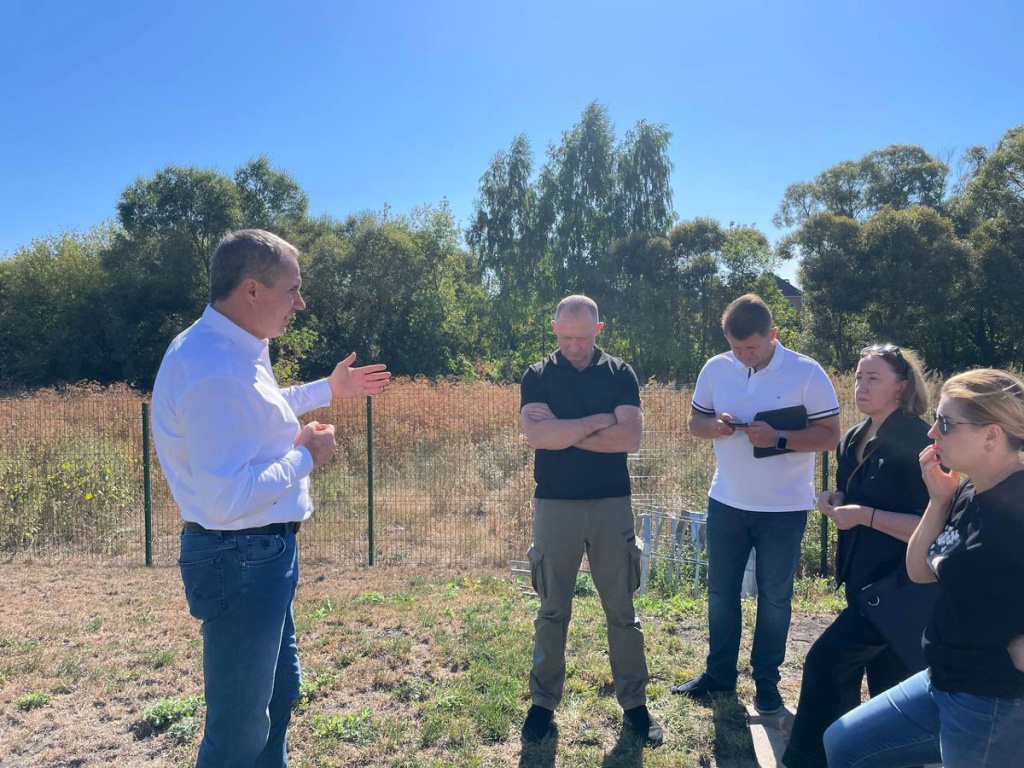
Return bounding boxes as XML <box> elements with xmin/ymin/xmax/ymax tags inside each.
<box><xmin>367</xmin><ymin>395</ymin><xmax>374</xmax><ymax>566</ymax></box>
<box><xmin>142</xmin><ymin>402</ymin><xmax>153</xmax><ymax>567</ymax></box>
<box><xmin>819</xmin><ymin>451</ymin><xmax>829</xmax><ymax>578</ymax></box>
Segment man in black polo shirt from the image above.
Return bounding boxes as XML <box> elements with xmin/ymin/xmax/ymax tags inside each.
<box><xmin>519</xmin><ymin>295</ymin><xmax>662</xmax><ymax>745</ymax></box>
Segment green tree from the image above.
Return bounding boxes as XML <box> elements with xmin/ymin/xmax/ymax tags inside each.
<box><xmin>104</xmin><ymin>165</ymin><xmax>242</xmax><ymax>386</ymax></box>
<box><xmin>0</xmin><ymin>228</ymin><xmax>113</xmax><ymax>385</ymax></box>
<box><xmin>234</xmin><ymin>155</ymin><xmax>309</xmax><ymax>235</ymax></box>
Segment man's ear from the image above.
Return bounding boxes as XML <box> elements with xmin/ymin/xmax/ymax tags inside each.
<box><xmin>596</xmin><ymin>322</ymin><xmax>604</xmax><ymax>335</ymax></box>
<box><xmin>242</xmin><ymin>278</ymin><xmax>260</xmax><ymax>303</ymax></box>
<box><xmin>769</xmin><ymin>327</ymin><xmax>778</xmax><ymax>341</ymax></box>
<box><xmin>551</xmin><ymin>320</ymin><xmax>557</xmax><ymax>333</ymax></box>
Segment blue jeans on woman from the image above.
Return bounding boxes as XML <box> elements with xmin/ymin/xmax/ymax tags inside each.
<box><xmin>179</xmin><ymin>528</ymin><xmax>301</xmax><ymax>768</ymax></box>
<box><xmin>824</xmin><ymin>669</ymin><xmax>1024</xmax><ymax>767</ymax></box>
<box><xmin>705</xmin><ymin>497</ymin><xmax>807</xmax><ymax>686</ymax></box>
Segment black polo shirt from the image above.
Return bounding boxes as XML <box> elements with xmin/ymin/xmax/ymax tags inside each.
<box><xmin>833</xmin><ymin>409</ymin><xmax>931</xmax><ymax>595</ymax></box>
<box><xmin>521</xmin><ymin>347</ymin><xmax>641</xmax><ymax>500</ymax></box>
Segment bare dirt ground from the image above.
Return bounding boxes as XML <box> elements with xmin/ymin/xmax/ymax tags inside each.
<box><xmin>0</xmin><ymin>561</ymin><xmax>838</xmax><ymax>768</ymax></box>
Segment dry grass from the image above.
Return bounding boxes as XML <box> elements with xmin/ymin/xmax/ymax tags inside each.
<box><xmin>0</xmin><ymin>378</ymin><xmax>860</xmax><ymax>572</ymax></box>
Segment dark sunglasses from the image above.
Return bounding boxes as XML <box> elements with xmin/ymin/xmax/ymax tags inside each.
<box><xmin>933</xmin><ymin>412</ymin><xmax>987</xmax><ymax>435</ymax></box>
<box><xmin>860</xmin><ymin>343</ymin><xmax>909</xmax><ymax>376</ymax></box>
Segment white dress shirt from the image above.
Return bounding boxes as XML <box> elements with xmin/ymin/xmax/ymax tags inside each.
<box><xmin>151</xmin><ymin>305</ymin><xmax>333</xmax><ymax>529</ymax></box>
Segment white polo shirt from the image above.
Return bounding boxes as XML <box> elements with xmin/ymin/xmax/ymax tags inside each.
<box><xmin>691</xmin><ymin>341</ymin><xmax>839</xmax><ymax>512</ymax></box>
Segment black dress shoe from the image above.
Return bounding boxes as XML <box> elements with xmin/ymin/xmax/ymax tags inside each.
<box><xmin>521</xmin><ymin>704</ymin><xmax>554</xmax><ymax>743</ymax></box>
<box><xmin>623</xmin><ymin>704</ymin><xmax>664</xmax><ymax>745</ymax></box>
<box><xmin>670</xmin><ymin>671</ymin><xmax>735</xmax><ymax>697</ymax></box>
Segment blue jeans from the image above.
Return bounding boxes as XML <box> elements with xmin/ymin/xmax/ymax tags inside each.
<box><xmin>705</xmin><ymin>497</ymin><xmax>807</xmax><ymax>686</ymax></box>
<box><xmin>179</xmin><ymin>529</ymin><xmax>301</xmax><ymax>768</ymax></box>
<box><xmin>824</xmin><ymin>669</ymin><xmax>1024</xmax><ymax>767</ymax></box>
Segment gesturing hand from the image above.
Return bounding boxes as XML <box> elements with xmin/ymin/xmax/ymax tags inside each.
<box><xmin>295</xmin><ymin>421</ymin><xmax>337</xmax><ymax>469</ymax></box>
<box><xmin>828</xmin><ymin>504</ymin><xmax>870</xmax><ymax>531</ymax></box>
<box><xmin>816</xmin><ymin>490</ymin><xmax>844</xmax><ymax>516</ymax></box>
<box><xmin>328</xmin><ymin>352</ymin><xmax>391</xmax><ymax>399</ymax></box>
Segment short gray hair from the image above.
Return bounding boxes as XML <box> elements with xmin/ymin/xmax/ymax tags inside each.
<box><xmin>209</xmin><ymin>229</ymin><xmax>298</xmax><ymax>304</ymax></box>
<box><xmin>554</xmin><ymin>295</ymin><xmax>600</xmax><ymax>322</ymax></box>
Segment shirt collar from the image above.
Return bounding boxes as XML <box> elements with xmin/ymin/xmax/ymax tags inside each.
<box><xmin>200</xmin><ymin>305</ymin><xmax>267</xmax><ymax>358</ymax></box>
<box><xmin>729</xmin><ymin>339</ymin><xmax>787</xmax><ymax>373</ymax></box>
<box><xmin>554</xmin><ymin>346</ymin><xmax>606</xmax><ymax>370</ymax></box>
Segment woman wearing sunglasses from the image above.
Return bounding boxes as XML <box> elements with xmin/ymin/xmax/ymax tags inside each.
<box><xmin>824</xmin><ymin>368</ymin><xmax>1024</xmax><ymax>767</ymax></box>
<box><xmin>783</xmin><ymin>344</ymin><xmax>932</xmax><ymax>768</ymax></box>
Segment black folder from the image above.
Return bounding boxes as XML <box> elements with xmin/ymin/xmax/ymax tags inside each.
<box><xmin>752</xmin><ymin>405</ymin><xmax>807</xmax><ymax>458</ymax></box>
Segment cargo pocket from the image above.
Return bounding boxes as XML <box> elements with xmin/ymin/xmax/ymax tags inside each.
<box><xmin>527</xmin><ymin>545</ymin><xmax>546</xmax><ymax>599</ymax></box>
<box><xmin>628</xmin><ymin>539</ymin><xmax>644</xmax><ymax>594</ymax></box>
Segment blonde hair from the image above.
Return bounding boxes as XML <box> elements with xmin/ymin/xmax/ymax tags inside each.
<box><xmin>554</xmin><ymin>295</ymin><xmax>599</xmax><ymax>322</ymax></box>
<box><xmin>942</xmin><ymin>368</ymin><xmax>1024</xmax><ymax>452</ymax></box>
<box><xmin>860</xmin><ymin>345</ymin><xmax>930</xmax><ymax>417</ymax></box>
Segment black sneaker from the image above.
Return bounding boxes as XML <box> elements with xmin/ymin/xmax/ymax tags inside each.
<box><xmin>670</xmin><ymin>671</ymin><xmax>735</xmax><ymax>698</ymax></box>
<box><xmin>521</xmin><ymin>704</ymin><xmax>554</xmax><ymax>743</ymax></box>
<box><xmin>754</xmin><ymin>680</ymin><xmax>783</xmax><ymax>715</ymax></box>
<box><xmin>623</xmin><ymin>704</ymin><xmax>664</xmax><ymax>745</ymax></box>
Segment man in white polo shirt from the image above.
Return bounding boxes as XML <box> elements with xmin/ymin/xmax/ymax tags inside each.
<box><xmin>672</xmin><ymin>293</ymin><xmax>840</xmax><ymax>715</ymax></box>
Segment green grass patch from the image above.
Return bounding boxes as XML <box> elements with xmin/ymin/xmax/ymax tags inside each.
<box><xmin>142</xmin><ymin>695</ymin><xmax>204</xmax><ymax>735</ymax></box>
<box><xmin>15</xmin><ymin>690</ymin><xmax>51</xmax><ymax>711</ymax></box>
<box><xmin>309</xmin><ymin>708</ymin><xmax>375</xmax><ymax>744</ymax></box>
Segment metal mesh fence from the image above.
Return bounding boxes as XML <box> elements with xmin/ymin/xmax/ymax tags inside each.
<box><xmin>0</xmin><ymin>379</ymin><xmax>859</xmax><ymax>570</ymax></box>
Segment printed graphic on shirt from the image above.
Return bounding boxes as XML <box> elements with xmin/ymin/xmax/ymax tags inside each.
<box><xmin>927</xmin><ymin>523</ymin><xmax>962</xmax><ymax>574</ymax></box>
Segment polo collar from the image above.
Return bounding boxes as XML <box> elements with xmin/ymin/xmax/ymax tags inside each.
<box><xmin>730</xmin><ymin>339</ymin><xmax>787</xmax><ymax>373</ymax></box>
<box><xmin>200</xmin><ymin>304</ymin><xmax>267</xmax><ymax>358</ymax></box>
<box><xmin>554</xmin><ymin>346</ymin><xmax>606</xmax><ymax>370</ymax></box>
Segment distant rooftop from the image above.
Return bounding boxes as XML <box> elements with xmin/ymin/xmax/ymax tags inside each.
<box><xmin>775</xmin><ymin>275</ymin><xmax>801</xmax><ymax>298</ymax></box>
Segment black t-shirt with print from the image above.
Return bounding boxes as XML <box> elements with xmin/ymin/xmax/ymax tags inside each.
<box><xmin>924</xmin><ymin>471</ymin><xmax>1024</xmax><ymax>699</ymax></box>
<box><xmin>520</xmin><ymin>347</ymin><xmax>641</xmax><ymax>500</ymax></box>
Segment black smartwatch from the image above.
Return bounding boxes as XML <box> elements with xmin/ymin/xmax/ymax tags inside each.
<box><xmin>775</xmin><ymin>430</ymin><xmax>788</xmax><ymax>451</ymax></box>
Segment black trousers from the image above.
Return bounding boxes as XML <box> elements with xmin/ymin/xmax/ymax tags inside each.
<box><xmin>782</xmin><ymin>604</ymin><xmax>911</xmax><ymax>768</ymax></box>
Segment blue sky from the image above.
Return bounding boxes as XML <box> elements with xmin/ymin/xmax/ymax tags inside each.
<box><xmin>2</xmin><ymin>0</ymin><xmax>1022</xmax><ymax>284</ymax></box>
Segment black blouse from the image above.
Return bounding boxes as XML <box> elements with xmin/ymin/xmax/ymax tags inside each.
<box><xmin>833</xmin><ymin>409</ymin><xmax>931</xmax><ymax>596</ymax></box>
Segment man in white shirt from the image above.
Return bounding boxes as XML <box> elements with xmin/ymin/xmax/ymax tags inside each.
<box><xmin>152</xmin><ymin>229</ymin><xmax>390</xmax><ymax>767</ymax></box>
<box><xmin>672</xmin><ymin>294</ymin><xmax>840</xmax><ymax>716</ymax></box>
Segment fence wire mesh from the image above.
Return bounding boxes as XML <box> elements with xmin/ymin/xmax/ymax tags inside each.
<box><xmin>0</xmin><ymin>380</ymin><xmax>857</xmax><ymax>573</ymax></box>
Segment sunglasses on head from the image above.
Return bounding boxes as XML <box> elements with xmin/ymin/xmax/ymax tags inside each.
<box><xmin>860</xmin><ymin>343</ymin><xmax>909</xmax><ymax>376</ymax></box>
<box><xmin>933</xmin><ymin>412</ymin><xmax>987</xmax><ymax>435</ymax></box>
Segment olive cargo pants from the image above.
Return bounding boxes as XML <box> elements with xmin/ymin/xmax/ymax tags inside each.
<box><xmin>527</xmin><ymin>496</ymin><xmax>649</xmax><ymax>711</ymax></box>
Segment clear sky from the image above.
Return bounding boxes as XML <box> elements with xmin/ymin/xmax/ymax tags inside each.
<box><xmin>2</xmin><ymin>0</ymin><xmax>1022</xmax><ymax>284</ymax></box>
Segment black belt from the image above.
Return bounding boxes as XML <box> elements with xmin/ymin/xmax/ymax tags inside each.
<box><xmin>182</xmin><ymin>521</ymin><xmax>301</xmax><ymax>536</ymax></box>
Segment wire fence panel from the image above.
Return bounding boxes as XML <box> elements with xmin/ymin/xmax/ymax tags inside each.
<box><xmin>0</xmin><ymin>379</ymin><xmax>859</xmax><ymax>571</ymax></box>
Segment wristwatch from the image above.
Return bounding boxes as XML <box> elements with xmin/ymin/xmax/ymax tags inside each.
<box><xmin>775</xmin><ymin>430</ymin><xmax>788</xmax><ymax>451</ymax></box>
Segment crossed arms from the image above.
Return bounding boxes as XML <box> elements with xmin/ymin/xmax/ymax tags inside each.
<box><xmin>520</xmin><ymin>402</ymin><xmax>643</xmax><ymax>454</ymax></box>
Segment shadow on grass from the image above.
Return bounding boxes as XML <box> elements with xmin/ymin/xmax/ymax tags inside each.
<box><xmin>600</xmin><ymin>727</ymin><xmax>646</xmax><ymax>768</ymax></box>
<box><xmin>710</xmin><ymin>692</ymin><xmax>758</xmax><ymax>767</ymax></box>
<box><xmin>518</xmin><ymin>724</ymin><xmax>559</xmax><ymax>768</ymax></box>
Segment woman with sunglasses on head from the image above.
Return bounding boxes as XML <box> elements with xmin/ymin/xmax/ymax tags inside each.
<box><xmin>824</xmin><ymin>368</ymin><xmax>1024</xmax><ymax>768</ymax></box>
<box><xmin>783</xmin><ymin>344</ymin><xmax>933</xmax><ymax>768</ymax></box>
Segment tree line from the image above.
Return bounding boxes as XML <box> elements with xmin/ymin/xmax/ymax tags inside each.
<box><xmin>1</xmin><ymin>103</ymin><xmax>1021</xmax><ymax>389</ymax></box>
